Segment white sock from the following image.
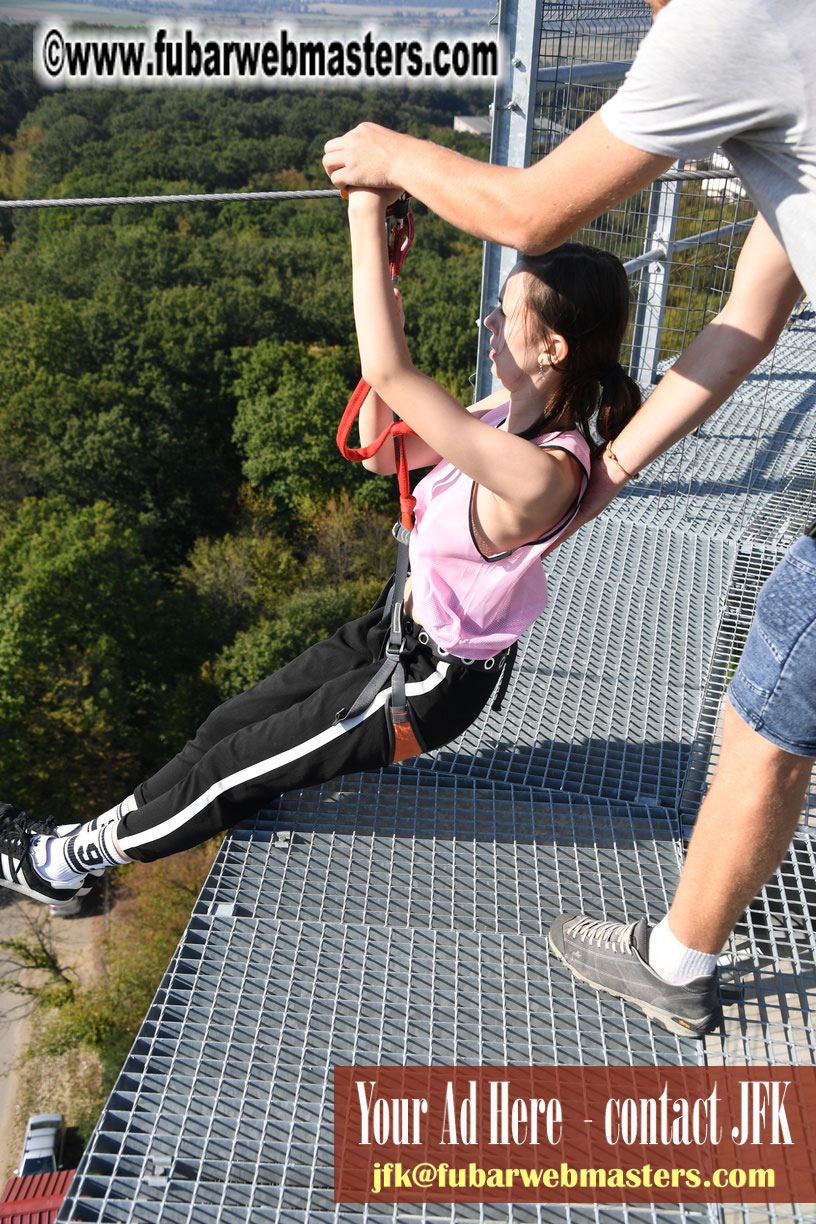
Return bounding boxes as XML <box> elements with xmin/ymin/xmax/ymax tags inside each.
<box><xmin>54</xmin><ymin>793</ymin><xmax>137</xmax><ymax>838</ymax></box>
<box><xmin>648</xmin><ymin>915</ymin><xmax>719</xmax><ymax>986</ymax></box>
<box><xmin>31</xmin><ymin>819</ymin><xmax>131</xmax><ymax>886</ymax></box>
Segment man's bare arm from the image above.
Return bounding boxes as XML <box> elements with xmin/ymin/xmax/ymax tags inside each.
<box><xmin>323</xmin><ymin>113</ymin><xmax>673</xmax><ymax>254</ymax></box>
<box><xmin>563</xmin><ymin>215</ymin><xmax>803</xmax><ymax>536</ymax></box>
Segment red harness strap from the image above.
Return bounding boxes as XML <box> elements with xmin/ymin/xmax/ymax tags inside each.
<box><xmin>336</xmin><ymin>384</ymin><xmax>416</xmax><ymax>531</ymax></box>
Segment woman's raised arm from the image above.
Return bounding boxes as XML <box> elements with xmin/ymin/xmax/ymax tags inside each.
<box><xmin>348</xmin><ymin>189</ymin><xmax>578</xmax><ymax>542</ymax></box>
<box><xmin>355</xmin><ymin>287</ymin><xmax>442</xmax><ymax>474</ymax></box>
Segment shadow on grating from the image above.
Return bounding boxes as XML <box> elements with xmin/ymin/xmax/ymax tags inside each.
<box><xmin>405</xmin><ymin>519</ymin><xmax>734</xmax><ymax>810</ymax></box>
<box><xmin>193</xmin><ymin>773</ymin><xmax>684</xmax><ymax>936</ymax></box>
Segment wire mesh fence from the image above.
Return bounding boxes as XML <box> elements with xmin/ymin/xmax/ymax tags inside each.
<box><xmin>532</xmin><ymin>6</ymin><xmax>760</xmax><ymax>374</ymax></box>
<box><xmin>529</xmin><ymin>2</ymin><xmax>816</xmax><ymax>843</ymax></box>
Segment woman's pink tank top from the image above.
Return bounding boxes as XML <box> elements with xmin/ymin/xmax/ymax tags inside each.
<box><xmin>408</xmin><ymin>405</ymin><xmax>590</xmax><ymax>659</ymax></box>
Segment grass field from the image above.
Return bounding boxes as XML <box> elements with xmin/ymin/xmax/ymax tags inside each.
<box><xmin>1</xmin><ymin>1</ymin><xmax>491</xmax><ymax>29</ymax></box>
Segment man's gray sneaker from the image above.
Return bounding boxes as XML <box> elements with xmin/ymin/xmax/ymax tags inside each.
<box><xmin>548</xmin><ymin>913</ymin><xmax>719</xmax><ymax>1038</ymax></box>
<box><xmin>0</xmin><ymin>802</ymin><xmax>92</xmax><ymax>908</ymax></box>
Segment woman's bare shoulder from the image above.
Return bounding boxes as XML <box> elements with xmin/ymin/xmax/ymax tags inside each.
<box><xmin>467</xmin><ymin>388</ymin><xmax>510</xmax><ymax>421</ymax></box>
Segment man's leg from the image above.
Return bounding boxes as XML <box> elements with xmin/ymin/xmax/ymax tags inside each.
<box><xmin>549</xmin><ymin>705</ymin><xmax>812</xmax><ymax>1037</ymax></box>
<box><xmin>666</xmin><ymin>698</ymin><xmax>813</xmax><ymax>954</ymax></box>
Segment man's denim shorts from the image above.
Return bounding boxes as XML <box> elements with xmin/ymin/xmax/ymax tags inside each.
<box><xmin>728</xmin><ymin>532</ymin><xmax>816</xmax><ymax>758</ymax></box>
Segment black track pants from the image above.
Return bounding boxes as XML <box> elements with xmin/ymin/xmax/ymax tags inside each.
<box><xmin>118</xmin><ymin>601</ymin><xmax>502</xmax><ymax>863</ymax></box>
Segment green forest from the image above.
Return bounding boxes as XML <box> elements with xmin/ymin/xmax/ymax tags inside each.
<box><xmin>0</xmin><ymin>24</ymin><xmax>489</xmax><ymax>823</ymax></box>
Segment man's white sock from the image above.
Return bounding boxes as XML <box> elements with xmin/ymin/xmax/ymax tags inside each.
<box><xmin>648</xmin><ymin>915</ymin><xmax>719</xmax><ymax>985</ymax></box>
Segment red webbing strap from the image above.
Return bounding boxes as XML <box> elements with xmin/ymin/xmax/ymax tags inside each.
<box><xmin>335</xmin><ymin>381</ymin><xmax>414</xmax><ymax>462</ymax></box>
<box><xmin>392</xmin><ymin>432</ymin><xmax>415</xmax><ymax>532</ymax></box>
<box><xmin>335</xmin><ymin>382</ymin><xmax>416</xmax><ymax>530</ymax></box>
<box><xmin>387</xmin><ymin>204</ymin><xmax>414</xmax><ymax>281</ymax></box>
<box><xmin>392</xmin><ymin>718</ymin><xmax>423</xmax><ymax>762</ymax></box>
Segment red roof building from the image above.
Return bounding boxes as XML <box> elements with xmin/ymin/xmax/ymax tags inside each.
<box><xmin>0</xmin><ymin>1170</ymin><xmax>75</xmax><ymax>1224</ymax></box>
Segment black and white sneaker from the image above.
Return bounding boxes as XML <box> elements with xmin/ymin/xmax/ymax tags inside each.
<box><xmin>548</xmin><ymin>913</ymin><xmax>720</xmax><ymax>1038</ymax></box>
<box><xmin>0</xmin><ymin>802</ymin><xmax>92</xmax><ymax>908</ymax></box>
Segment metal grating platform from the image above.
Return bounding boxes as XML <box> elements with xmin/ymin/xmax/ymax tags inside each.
<box><xmin>60</xmin><ymin>776</ymin><xmax>708</xmax><ymax>1224</ymax></box>
<box><xmin>603</xmin><ymin>315</ymin><xmax>816</xmax><ymax>542</ymax></box>
<box><xmin>59</xmin><ymin>779</ymin><xmax>816</xmax><ymax>1223</ymax></box>
<box><xmin>192</xmin><ymin>774</ymin><xmax>685</xmax><ymax>939</ymax></box>
<box><xmin>58</xmin><ymin>899</ymin><xmax>713</xmax><ymax>1224</ymax></box>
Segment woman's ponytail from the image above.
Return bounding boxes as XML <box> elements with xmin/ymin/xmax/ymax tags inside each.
<box><xmin>595</xmin><ymin>362</ymin><xmax>642</xmax><ymax>454</ymax></box>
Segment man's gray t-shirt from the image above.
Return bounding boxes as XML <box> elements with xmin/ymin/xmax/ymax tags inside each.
<box><xmin>601</xmin><ymin>0</ymin><xmax>816</xmax><ymax>300</ymax></box>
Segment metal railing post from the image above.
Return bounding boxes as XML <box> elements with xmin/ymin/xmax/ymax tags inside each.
<box><xmin>475</xmin><ymin>0</ymin><xmax>544</xmax><ymax>401</ymax></box>
<box><xmin>628</xmin><ymin>170</ymin><xmax>683</xmax><ymax>386</ymax></box>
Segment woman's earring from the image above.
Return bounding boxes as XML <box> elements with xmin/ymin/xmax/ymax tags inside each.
<box><xmin>538</xmin><ymin>356</ymin><xmax>549</xmax><ymax>376</ymax></box>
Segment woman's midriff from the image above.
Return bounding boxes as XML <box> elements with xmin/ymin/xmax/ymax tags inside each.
<box><xmin>403</xmin><ymin>576</ymin><xmax>415</xmax><ymax>621</ymax></box>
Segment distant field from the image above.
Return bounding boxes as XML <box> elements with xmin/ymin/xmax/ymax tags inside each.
<box><xmin>2</xmin><ymin>1</ymin><xmax>151</xmax><ymax>23</ymax></box>
<box><xmin>1</xmin><ymin>1</ymin><xmax>153</xmax><ymax>23</ymax></box>
<box><xmin>0</xmin><ymin>1</ymin><xmax>492</xmax><ymax>29</ymax></box>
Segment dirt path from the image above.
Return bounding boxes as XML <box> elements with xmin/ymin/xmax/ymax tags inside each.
<box><xmin>0</xmin><ymin>899</ymin><xmax>34</xmax><ymax>1174</ymax></box>
<box><xmin>0</xmin><ymin>894</ymin><xmax>106</xmax><ymax>1180</ymax></box>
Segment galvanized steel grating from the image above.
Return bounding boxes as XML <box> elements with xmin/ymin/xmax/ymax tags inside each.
<box><xmin>58</xmin><ymin>777</ymin><xmax>709</xmax><ymax>1224</ymax></box>
<box><xmin>59</xmin><ymin>891</ymin><xmax>703</xmax><ymax>1224</ymax></box>
<box><xmin>192</xmin><ymin>775</ymin><xmax>684</xmax><ymax>939</ymax></box>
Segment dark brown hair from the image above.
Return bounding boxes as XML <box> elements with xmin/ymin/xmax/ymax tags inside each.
<box><xmin>515</xmin><ymin>242</ymin><xmax>641</xmax><ymax>457</ymax></box>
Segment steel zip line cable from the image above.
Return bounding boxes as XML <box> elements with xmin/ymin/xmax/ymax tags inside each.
<box><xmin>0</xmin><ymin>188</ymin><xmax>343</xmax><ymax>209</ymax></box>
<box><xmin>0</xmin><ymin>169</ymin><xmax>736</xmax><ymax>210</ymax></box>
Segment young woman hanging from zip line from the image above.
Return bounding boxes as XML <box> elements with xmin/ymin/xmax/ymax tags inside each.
<box><xmin>0</xmin><ymin>187</ymin><xmax>641</xmax><ymax>906</ymax></box>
